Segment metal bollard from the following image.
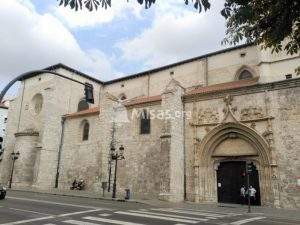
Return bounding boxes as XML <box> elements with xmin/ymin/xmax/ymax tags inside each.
<box><xmin>125</xmin><ymin>189</ymin><xmax>130</xmax><ymax>200</ymax></box>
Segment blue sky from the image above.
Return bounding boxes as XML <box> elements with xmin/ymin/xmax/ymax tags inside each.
<box><xmin>0</xmin><ymin>0</ymin><xmax>227</xmax><ymax>96</ymax></box>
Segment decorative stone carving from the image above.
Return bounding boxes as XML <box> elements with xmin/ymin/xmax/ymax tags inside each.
<box><xmin>197</xmin><ymin>109</ymin><xmax>219</xmax><ymax>124</ymax></box>
<box><xmin>262</xmin><ymin>130</ymin><xmax>274</xmax><ymax>145</ymax></box>
<box><xmin>221</xmin><ymin>94</ymin><xmax>239</xmax><ymax>124</ymax></box>
<box><xmin>250</xmin><ymin>122</ymin><xmax>256</xmax><ymax>129</ymax></box>
<box><xmin>205</xmin><ymin>126</ymin><xmax>211</xmax><ymax>133</ymax></box>
<box><xmin>240</xmin><ymin>106</ymin><xmax>264</xmax><ymax>121</ymax></box>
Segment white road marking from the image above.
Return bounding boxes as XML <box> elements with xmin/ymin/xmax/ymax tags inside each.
<box><xmin>230</xmin><ymin>217</ymin><xmax>267</xmax><ymax>225</ymax></box>
<box><xmin>0</xmin><ymin>209</ymin><xmax>103</xmax><ymax>225</ymax></box>
<box><xmin>115</xmin><ymin>211</ymin><xmax>199</xmax><ymax>224</ymax></box>
<box><xmin>176</xmin><ymin>208</ymin><xmax>242</xmax><ymax>216</ymax></box>
<box><xmin>0</xmin><ymin>216</ymin><xmax>54</xmax><ymax>225</ymax></box>
<box><xmin>44</xmin><ymin>224</ymin><xmax>56</xmax><ymax>225</ymax></box>
<box><xmin>152</xmin><ymin>208</ymin><xmax>226</xmax><ymax>218</ymax></box>
<box><xmin>98</xmin><ymin>213</ymin><xmax>111</xmax><ymax>217</ymax></box>
<box><xmin>84</xmin><ymin>216</ymin><xmax>145</xmax><ymax>225</ymax></box>
<box><xmin>206</xmin><ymin>217</ymin><xmax>218</xmax><ymax>220</ymax></box>
<box><xmin>9</xmin><ymin>207</ymin><xmax>53</xmax><ymax>216</ymax></box>
<box><xmin>128</xmin><ymin>210</ymin><xmax>208</xmax><ymax>221</ymax></box>
<box><xmin>6</xmin><ymin>197</ymin><xmax>102</xmax><ymax>209</ymax></box>
<box><xmin>63</xmin><ymin>220</ymin><xmax>100</xmax><ymax>225</ymax></box>
<box><xmin>56</xmin><ymin>209</ymin><xmax>103</xmax><ymax>217</ymax></box>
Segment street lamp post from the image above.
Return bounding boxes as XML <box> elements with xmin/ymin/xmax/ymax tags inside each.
<box><xmin>246</xmin><ymin>161</ymin><xmax>254</xmax><ymax>213</ymax></box>
<box><xmin>111</xmin><ymin>145</ymin><xmax>125</xmax><ymax>199</ymax></box>
<box><xmin>9</xmin><ymin>151</ymin><xmax>20</xmax><ymax>188</ymax></box>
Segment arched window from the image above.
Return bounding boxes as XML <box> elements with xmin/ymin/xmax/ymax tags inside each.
<box><xmin>82</xmin><ymin>121</ymin><xmax>90</xmax><ymax>141</ymax></box>
<box><xmin>140</xmin><ymin>109</ymin><xmax>150</xmax><ymax>134</ymax></box>
<box><xmin>31</xmin><ymin>93</ymin><xmax>43</xmax><ymax>115</ymax></box>
<box><xmin>78</xmin><ymin>99</ymin><xmax>89</xmax><ymax>112</ymax></box>
<box><xmin>239</xmin><ymin>70</ymin><xmax>253</xmax><ymax>80</ymax></box>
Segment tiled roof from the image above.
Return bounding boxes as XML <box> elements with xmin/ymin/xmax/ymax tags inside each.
<box><xmin>185</xmin><ymin>77</ymin><xmax>259</xmax><ymax>96</ymax></box>
<box><xmin>65</xmin><ymin>107</ymin><xmax>99</xmax><ymax>119</ymax></box>
<box><xmin>124</xmin><ymin>95</ymin><xmax>162</xmax><ymax>107</ymax></box>
<box><xmin>0</xmin><ymin>103</ymin><xmax>8</xmax><ymax>109</ymax></box>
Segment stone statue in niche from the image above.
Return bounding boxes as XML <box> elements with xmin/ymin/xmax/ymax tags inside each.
<box><xmin>240</xmin><ymin>106</ymin><xmax>264</xmax><ymax>121</ymax></box>
<box><xmin>197</xmin><ymin>108</ymin><xmax>219</xmax><ymax>124</ymax></box>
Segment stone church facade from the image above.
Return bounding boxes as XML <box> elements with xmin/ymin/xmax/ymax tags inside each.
<box><xmin>0</xmin><ymin>44</ymin><xmax>299</xmax><ymax>209</ymax></box>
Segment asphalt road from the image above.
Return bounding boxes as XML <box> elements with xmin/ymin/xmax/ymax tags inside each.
<box><xmin>0</xmin><ymin>191</ymin><xmax>299</xmax><ymax>225</ymax></box>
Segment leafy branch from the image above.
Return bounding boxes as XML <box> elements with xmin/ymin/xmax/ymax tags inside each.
<box><xmin>57</xmin><ymin>0</ymin><xmax>211</xmax><ymax>12</ymax></box>
<box><xmin>57</xmin><ymin>0</ymin><xmax>300</xmax><ymax>55</ymax></box>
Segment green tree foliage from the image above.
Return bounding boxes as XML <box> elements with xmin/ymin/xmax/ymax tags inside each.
<box><xmin>57</xmin><ymin>0</ymin><xmax>300</xmax><ymax>55</ymax></box>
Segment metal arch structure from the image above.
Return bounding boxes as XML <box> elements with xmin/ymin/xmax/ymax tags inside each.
<box><xmin>0</xmin><ymin>70</ymin><xmax>86</xmax><ymax>103</ymax></box>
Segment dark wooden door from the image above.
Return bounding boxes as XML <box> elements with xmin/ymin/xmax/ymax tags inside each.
<box><xmin>217</xmin><ymin>161</ymin><xmax>245</xmax><ymax>204</ymax></box>
<box><xmin>217</xmin><ymin>161</ymin><xmax>261</xmax><ymax>205</ymax></box>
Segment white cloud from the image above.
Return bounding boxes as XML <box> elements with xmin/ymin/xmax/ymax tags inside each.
<box><xmin>0</xmin><ymin>0</ymin><xmax>118</xmax><ymax>93</ymax></box>
<box><xmin>117</xmin><ymin>0</ymin><xmax>227</xmax><ymax>68</ymax></box>
<box><xmin>54</xmin><ymin>0</ymin><xmax>142</xmax><ymax>28</ymax></box>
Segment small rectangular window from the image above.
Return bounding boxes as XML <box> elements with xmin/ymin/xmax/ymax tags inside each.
<box><xmin>140</xmin><ymin>110</ymin><xmax>151</xmax><ymax>134</ymax></box>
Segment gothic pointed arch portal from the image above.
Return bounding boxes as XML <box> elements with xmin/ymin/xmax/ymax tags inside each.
<box><xmin>194</xmin><ymin>122</ymin><xmax>274</xmax><ymax>206</ymax></box>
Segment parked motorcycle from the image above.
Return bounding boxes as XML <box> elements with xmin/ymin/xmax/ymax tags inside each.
<box><xmin>70</xmin><ymin>179</ymin><xmax>85</xmax><ymax>190</ymax></box>
<box><xmin>0</xmin><ymin>185</ymin><xmax>7</xmax><ymax>200</ymax></box>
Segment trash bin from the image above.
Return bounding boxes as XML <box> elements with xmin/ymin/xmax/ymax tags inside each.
<box><xmin>125</xmin><ymin>189</ymin><xmax>130</xmax><ymax>200</ymax></box>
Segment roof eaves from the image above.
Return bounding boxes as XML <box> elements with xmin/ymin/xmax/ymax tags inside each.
<box><xmin>44</xmin><ymin>63</ymin><xmax>104</xmax><ymax>84</ymax></box>
<box><xmin>0</xmin><ymin>105</ymin><xmax>8</xmax><ymax>109</ymax></box>
<box><xmin>124</xmin><ymin>95</ymin><xmax>162</xmax><ymax>107</ymax></box>
<box><xmin>104</xmin><ymin>43</ymin><xmax>254</xmax><ymax>84</ymax></box>
<box><xmin>65</xmin><ymin>107</ymin><xmax>100</xmax><ymax>119</ymax></box>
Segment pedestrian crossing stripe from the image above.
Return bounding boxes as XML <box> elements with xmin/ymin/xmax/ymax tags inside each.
<box><xmin>127</xmin><ymin>210</ymin><xmax>208</xmax><ymax>221</ymax></box>
<box><xmin>151</xmin><ymin>208</ymin><xmax>226</xmax><ymax>218</ymax></box>
<box><xmin>115</xmin><ymin>211</ymin><xmax>199</xmax><ymax>224</ymax></box>
<box><xmin>83</xmin><ymin>216</ymin><xmax>145</xmax><ymax>225</ymax></box>
<box><xmin>175</xmin><ymin>208</ymin><xmax>242</xmax><ymax>216</ymax></box>
<box><xmin>230</xmin><ymin>217</ymin><xmax>266</xmax><ymax>225</ymax></box>
<box><xmin>98</xmin><ymin>213</ymin><xmax>111</xmax><ymax>217</ymax></box>
<box><xmin>64</xmin><ymin>220</ymin><xmax>99</xmax><ymax>225</ymax></box>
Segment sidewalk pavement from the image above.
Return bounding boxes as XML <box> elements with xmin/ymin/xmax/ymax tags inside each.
<box><xmin>10</xmin><ymin>187</ymin><xmax>300</xmax><ymax>221</ymax></box>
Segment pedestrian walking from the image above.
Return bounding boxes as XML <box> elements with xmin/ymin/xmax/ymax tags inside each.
<box><xmin>240</xmin><ymin>185</ymin><xmax>246</xmax><ymax>204</ymax></box>
<box><xmin>249</xmin><ymin>186</ymin><xmax>257</xmax><ymax>205</ymax></box>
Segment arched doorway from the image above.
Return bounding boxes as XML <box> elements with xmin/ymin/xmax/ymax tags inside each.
<box><xmin>194</xmin><ymin>122</ymin><xmax>272</xmax><ymax>206</ymax></box>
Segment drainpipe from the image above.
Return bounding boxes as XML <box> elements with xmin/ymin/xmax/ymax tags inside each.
<box><xmin>183</xmin><ymin>100</ymin><xmax>187</xmax><ymax>201</ymax></box>
<box><xmin>55</xmin><ymin>116</ymin><xmax>66</xmax><ymax>188</ymax></box>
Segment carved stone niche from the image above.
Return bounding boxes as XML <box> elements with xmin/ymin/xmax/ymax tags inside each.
<box><xmin>197</xmin><ymin>108</ymin><xmax>219</xmax><ymax>124</ymax></box>
<box><xmin>240</xmin><ymin>106</ymin><xmax>264</xmax><ymax>121</ymax></box>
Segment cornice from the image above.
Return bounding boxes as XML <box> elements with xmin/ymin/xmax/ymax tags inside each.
<box><xmin>183</xmin><ymin>78</ymin><xmax>300</xmax><ymax>103</ymax></box>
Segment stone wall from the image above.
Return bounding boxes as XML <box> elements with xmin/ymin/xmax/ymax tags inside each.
<box><xmin>113</xmin><ymin>102</ymin><xmax>164</xmax><ymax>199</ymax></box>
<box><xmin>0</xmin><ymin>107</ymin><xmax>8</xmax><ymax>140</ymax></box>
<box><xmin>183</xmin><ymin>79</ymin><xmax>300</xmax><ymax>208</ymax></box>
<box><xmin>59</xmin><ymin>114</ymin><xmax>102</xmax><ymax>190</ymax></box>
<box><xmin>0</xmin><ymin>68</ymin><xmax>102</xmax><ymax>188</ymax></box>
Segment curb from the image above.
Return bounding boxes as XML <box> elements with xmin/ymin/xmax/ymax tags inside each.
<box><xmin>9</xmin><ymin>188</ymin><xmax>148</xmax><ymax>205</ymax></box>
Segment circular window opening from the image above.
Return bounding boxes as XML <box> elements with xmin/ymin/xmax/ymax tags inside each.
<box><xmin>239</xmin><ymin>70</ymin><xmax>253</xmax><ymax>80</ymax></box>
<box><xmin>32</xmin><ymin>94</ymin><xmax>43</xmax><ymax>115</ymax></box>
<box><xmin>120</xmin><ymin>95</ymin><xmax>127</xmax><ymax>101</ymax></box>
